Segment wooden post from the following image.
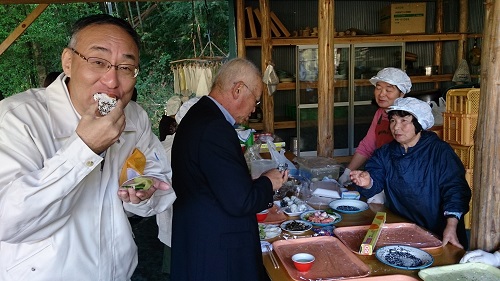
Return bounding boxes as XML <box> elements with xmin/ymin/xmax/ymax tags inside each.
<box><xmin>433</xmin><ymin>0</ymin><xmax>443</xmax><ymax>88</ymax></box>
<box><xmin>317</xmin><ymin>0</ymin><xmax>334</xmax><ymax>157</ymax></box>
<box><xmin>236</xmin><ymin>0</ymin><xmax>246</xmax><ymax>58</ymax></box>
<box><xmin>457</xmin><ymin>0</ymin><xmax>468</xmax><ymax>62</ymax></box>
<box><xmin>259</xmin><ymin>0</ymin><xmax>274</xmax><ymax>133</ymax></box>
<box><xmin>470</xmin><ymin>0</ymin><xmax>500</xmax><ymax>252</ymax></box>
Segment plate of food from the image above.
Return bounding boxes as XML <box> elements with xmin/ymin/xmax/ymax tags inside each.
<box><xmin>300</xmin><ymin>210</ymin><xmax>342</xmax><ymax>227</ymax></box>
<box><xmin>275</xmin><ymin>196</ymin><xmax>314</xmax><ymax>216</ymax></box>
<box><xmin>328</xmin><ymin>199</ymin><xmax>369</xmax><ymax>214</ymax></box>
<box><xmin>121</xmin><ymin>176</ymin><xmax>155</xmax><ymax>190</ymax></box>
<box><xmin>280</xmin><ymin>220</ymin><xmax>313</xmax><ymax>235</ymax></box>
<box><xmin>375</xmin><ymin>245</ymin><xmax>434</xmax><ymax>270</ymax></box>
<box><xmin>258</xmin><ymin>223</ymin><xmax>282</xmax><ymax>240</ymax></box>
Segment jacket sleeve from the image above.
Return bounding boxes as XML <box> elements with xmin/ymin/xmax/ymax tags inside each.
<box><xmin>0</xmin><ymin>130</ymin><xmax>102</xmax><ymax>243</ymax></box>
<box><xmin>436</xmin><ymin>143</ymin><xmax>471</xmax><ymax>214</ymax></box>
<box><xmin>355</xmin><ymin>146</ymin><xmax>388</xmax><ymax>199</ymax></box>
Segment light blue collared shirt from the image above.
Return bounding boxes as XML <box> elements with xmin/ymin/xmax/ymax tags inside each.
<box><xmin>207</xmin><ymin>96</ymin><xmax>236</xmax><ymax>126</ymax></box>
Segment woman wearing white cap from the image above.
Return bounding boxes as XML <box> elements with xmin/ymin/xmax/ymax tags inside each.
<box><xmin>338</xmin><ymin>67</ymin><xmax>412</xmax><ymax>203</ymax></box>
<box><xmin>350</xmin><ymin>97</ymin><xmax>471</xmax><ymax>249</ymax></box>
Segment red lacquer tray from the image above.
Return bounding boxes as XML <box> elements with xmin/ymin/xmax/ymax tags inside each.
<box><xmin>272</xmin><ymin>236</ymin><xmax>370</xmax><ymax>280</ymax></box>
<box><xmin>348</xmin><ymin>275</ymin><xmax>420</xmax><ymax>281</ymax></box>
<box><xmin>334</xmin><ymin>222</ymin><xmax>442</xmax><ymax>255</ymax></box>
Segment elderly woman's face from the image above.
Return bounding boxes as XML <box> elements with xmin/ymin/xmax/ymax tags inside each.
<box><xmin>390</xmin><ymin>114</ymin><xmax>420</xmax><ymax>148</ymax></box>
<box><xmin>374</xmin><ymin>81</ymin><xmax>404</xmax><ymax>109</ymax></box>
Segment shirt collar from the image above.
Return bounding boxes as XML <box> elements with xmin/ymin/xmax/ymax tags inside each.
<box><xmin>207</xmin><ymin>96</ymin><xmax>235</xmax><ymax>125</ymax></box>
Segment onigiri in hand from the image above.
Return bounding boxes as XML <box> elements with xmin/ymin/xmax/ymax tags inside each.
<box><xmin>93</xmin><ymin>93</ymin><xmax>117</xmax><ymax>116</ymax></box>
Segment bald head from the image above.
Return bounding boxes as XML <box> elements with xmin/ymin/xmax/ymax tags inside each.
<box><xmin>212</xmin><ymin>58</ymin><xmax>261</xmax><ymax>93</ymax></box>
<box><xmin>209</xmin><ymin>58</ymin><xmax>263</xmax><ymax>124</ymax></box>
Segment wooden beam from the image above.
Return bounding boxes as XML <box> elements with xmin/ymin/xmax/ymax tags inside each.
<box><xmin>470</xmin><ymin>0</ymin><xmax>500</xmax><ymax>252</ymax></box>
<box><xmin>316</xmin><ymin>0</ymin><xmax>334</xmax><ymax>157</ymax></box>
<box><xmin>259</xmin><ymin>0</ymin><xmax>274</xmax><ymax>133</ymax></box>
<box><xmin>0</xmin><ymin>0</ymin><xmax>183</xmax><ymax>3</ymax></box>
<box><xmin>0</xmin><ymin>4</ymin><xmax>48</xmax><ymax>56</ymax></box>
<box><xmin>236</xmin><ymin>0</ymin><xmax>246</xmax><ymax>57</ymax></box>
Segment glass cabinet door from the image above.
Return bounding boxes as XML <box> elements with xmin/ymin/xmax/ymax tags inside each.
<box><xmin>296</xmin><ymin>44</ymin><xmax>350</xmax><ymax>156</ymax></box>
<box><xmin>295</xmin><ymin>43</ymin><xmax>404</xmax><ymax>157</ymax></box>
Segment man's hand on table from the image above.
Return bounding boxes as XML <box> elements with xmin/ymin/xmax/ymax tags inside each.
<box><xmin>118</xmin><ymin>178</ymin><xmax>171</xmax><ymax>204</ymax></box>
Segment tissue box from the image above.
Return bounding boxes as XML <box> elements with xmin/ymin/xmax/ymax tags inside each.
<box><xmin>295</xmin><ymin>156</ymin><xmax>341</xmax><ymax>180</ymax></box>
<box><xmin>311</xmin><ymin>181</ymin><xmax>341</xmax><ymax>199</ymax></box>
<box><xmin>359</xmin><ymin>212</ymin><xmax>386</xmax><ymax>255</ymax></box>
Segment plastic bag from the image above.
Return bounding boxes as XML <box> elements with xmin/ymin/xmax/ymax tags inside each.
<box><xmin>429</xmin><ymin>97</ymin><xmax>446</xmax><ymax>126</ymax></box>
<box><xmin>265</xmin><ymin>139</ymin><xmax>296</xmax><ymax>173</ymax></box>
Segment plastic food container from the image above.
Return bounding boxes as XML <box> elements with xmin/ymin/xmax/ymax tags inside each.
<box><xmin>294</xmin><ymin>156</ymin><xmax>341</xmax><ymax>180</ymax></box>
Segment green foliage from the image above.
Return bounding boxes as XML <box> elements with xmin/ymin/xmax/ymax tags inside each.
<box><xmin>0</xmin><ymin>1</ymin><xmax>230</xmax><ymax>136</ymax></box>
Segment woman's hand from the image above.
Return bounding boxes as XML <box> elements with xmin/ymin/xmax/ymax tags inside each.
<box><xmin>442</xmin><ymin>217</ymin><xmax>463</xmax><ymax>249</ymax></box>
<box><xmin>350</xmin><ymin>170</ymin><xmax>371</xmax><ymax>188</ymax></box>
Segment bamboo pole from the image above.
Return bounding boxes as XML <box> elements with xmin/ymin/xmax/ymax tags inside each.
<box><xmin>236</xmin><ymin>0</ymin><xmax>246</xmax><ymax>58</ymax></box>
<box><xmin>470</xmin><ymin>0</ymin><xmax>500</xmax><ymax>252</ymax></box>
<box><xmin>317</xmin><ymin>0</ymin><xmax>334</xmax><ymax>157</ymax></box>
<box><xmin>259</xmin><ymin>0</ymin><xmax>274</xmax><ymax>133</ymax></box>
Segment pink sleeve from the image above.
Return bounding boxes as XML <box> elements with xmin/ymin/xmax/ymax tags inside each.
<box><xmin>355</xmin><ymin>108</ymin><xmax>384</xmax><ymax>158</ymax></box>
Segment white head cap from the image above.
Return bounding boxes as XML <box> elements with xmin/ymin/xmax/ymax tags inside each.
<box><xmin>165</xmin><ymin>96</ymin><xmax>182</xmax><ymax>116</ymax></box>
<box><xmin>175</xmin><ymin>97</ymin><xmax>200</xmax><ymax>124</ymax></box>
<box><xmin>369</xmin><ymin>67</ymin><xmax>412</xmax><ymax>94</ymax></box>
<box><xmin>388</xmin><ymin>97</ymin><xmax>434</xmax><ymax>130</ymax></box>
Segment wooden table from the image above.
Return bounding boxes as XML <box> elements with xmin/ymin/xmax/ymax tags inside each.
<box><xmin>262</xmin><ymin>204</ymin><xmax>465</xmax><ymax>280</ymax></box>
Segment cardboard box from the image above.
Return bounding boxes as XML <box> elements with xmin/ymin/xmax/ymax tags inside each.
<box><xmin>359</xmin><ymin>212</ymin><xmax>386</xmax><ymax>255</ymax></box>
<box><xmin>380</xmin><ymin>3</ymin><xmax>426</xmax><ymax>34</ymax></box>
<box><xmin>259</xmin><ymin>142</ymin><xmax>286</xmax><ymax>153</ymax></box>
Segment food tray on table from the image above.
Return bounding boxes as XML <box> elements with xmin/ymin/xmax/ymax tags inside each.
<box><xmin>272</xmin><ymin>236</ymin><xmax>370</xmax><ymax>280</ymax></box>
<box><xmin>274</xmin><ymin>196</ymin><xmax>315</xmax><ymax>217</ymax></box>
<box><xmin>347</xmin><ymin>275</ymin><xmax>420</xmax><ymax>281</ymax></box>
<box><xmin>261</xmin><ymin>204</ymin><xmax>287</xmax><ymax>224</ymax></box>
<box><xmin>418</xmin><ymin>263</ymin><xmax>500</xmax><ymax>281</ymax></box>
<box><xmin>333</xmin><ymin>222</ymin><xmax>442</xmax><ymax>254</ymax></box>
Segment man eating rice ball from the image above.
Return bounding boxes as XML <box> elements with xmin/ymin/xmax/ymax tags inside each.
<box><xmin>0</xmin><ymin>14</ymin><xmax>176</xmax><ymax>281</ymax></box>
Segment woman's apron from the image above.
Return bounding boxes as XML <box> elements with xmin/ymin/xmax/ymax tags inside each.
<box><xmin>375</xmin><ymin>112</ymin><xmax>393</xmax><ymax>148</ymax></box>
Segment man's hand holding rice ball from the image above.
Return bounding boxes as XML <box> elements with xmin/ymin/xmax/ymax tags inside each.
<box><xmin>75</xmin><ymin>93</ymin><xmax>126</xmax><ymax>154</ymax></box>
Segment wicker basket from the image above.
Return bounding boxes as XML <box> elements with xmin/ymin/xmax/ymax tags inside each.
<box><xmin>443</xmin><ymin>112</ymin><xmax>478</xmax><ymax>146</ymax></box>
<box><xmin>445</xmin><ymin>88</ymin><xmax>480</xmax><ymax>114</ymax></box>
<box><xmin>451</xmin><ymin>144</ymin><xmax>474</xmax><ymax>169</ymax></box>
<box><xmin>464</xmin><ymin>168</ymin><xmax>473</xmax><ymax>229</ymax></box>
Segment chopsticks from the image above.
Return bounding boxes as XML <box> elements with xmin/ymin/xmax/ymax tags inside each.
<box><xmin>265</xmin><ymin>244</ymin><xmax>280</xmax><ymax>269</ymax></box>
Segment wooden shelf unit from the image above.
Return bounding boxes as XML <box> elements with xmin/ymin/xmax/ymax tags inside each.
<box><xmin>236</xmin><ymin>0</ymin><xmax>475</xmax><ymax>155</ymax></box>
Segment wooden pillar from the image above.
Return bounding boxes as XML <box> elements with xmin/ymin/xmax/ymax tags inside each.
<box><xmin>470</xmin><ymin>0</ymin><xmax>500</xmax><ymax>252</ymax></box>
<box><xmin>317</xmin><ymin>0</ymin><xmax>335</xmax><ymax>157</ymax></box>
<box><xmin>457</xmin><ymin>0</ymin><xmax>468</xmax><ymax>62</ymax></box>
<box><xmin>259</xmin><ymin>0</ymin><xmax>274</xmax><ymax>133</ymax></box>
<box><xmin>236</xmin><ymin>0</ymin><xmax>246</xmax><ymax>58</ymax></box>
<box><xmin>433</xmin><ymin>0</ymin><xmax>443</xmax><ymax>89</ymax></box>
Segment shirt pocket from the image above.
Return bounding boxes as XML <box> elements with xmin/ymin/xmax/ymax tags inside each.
<box><xmin>2</xmin><ymin>240</ymin><xmax>54</xmax><ymax>281</ymax></box>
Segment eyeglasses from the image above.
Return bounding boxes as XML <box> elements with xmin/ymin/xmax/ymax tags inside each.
<box><xmin>241</xmin><ymin>83</ymin><xmax>261</xmax><ymax>107</ymax></box>
<box><xmin>70</xmin><ymin>48</ymin><xmax>139</xmax><ymax>78</ymax></box>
